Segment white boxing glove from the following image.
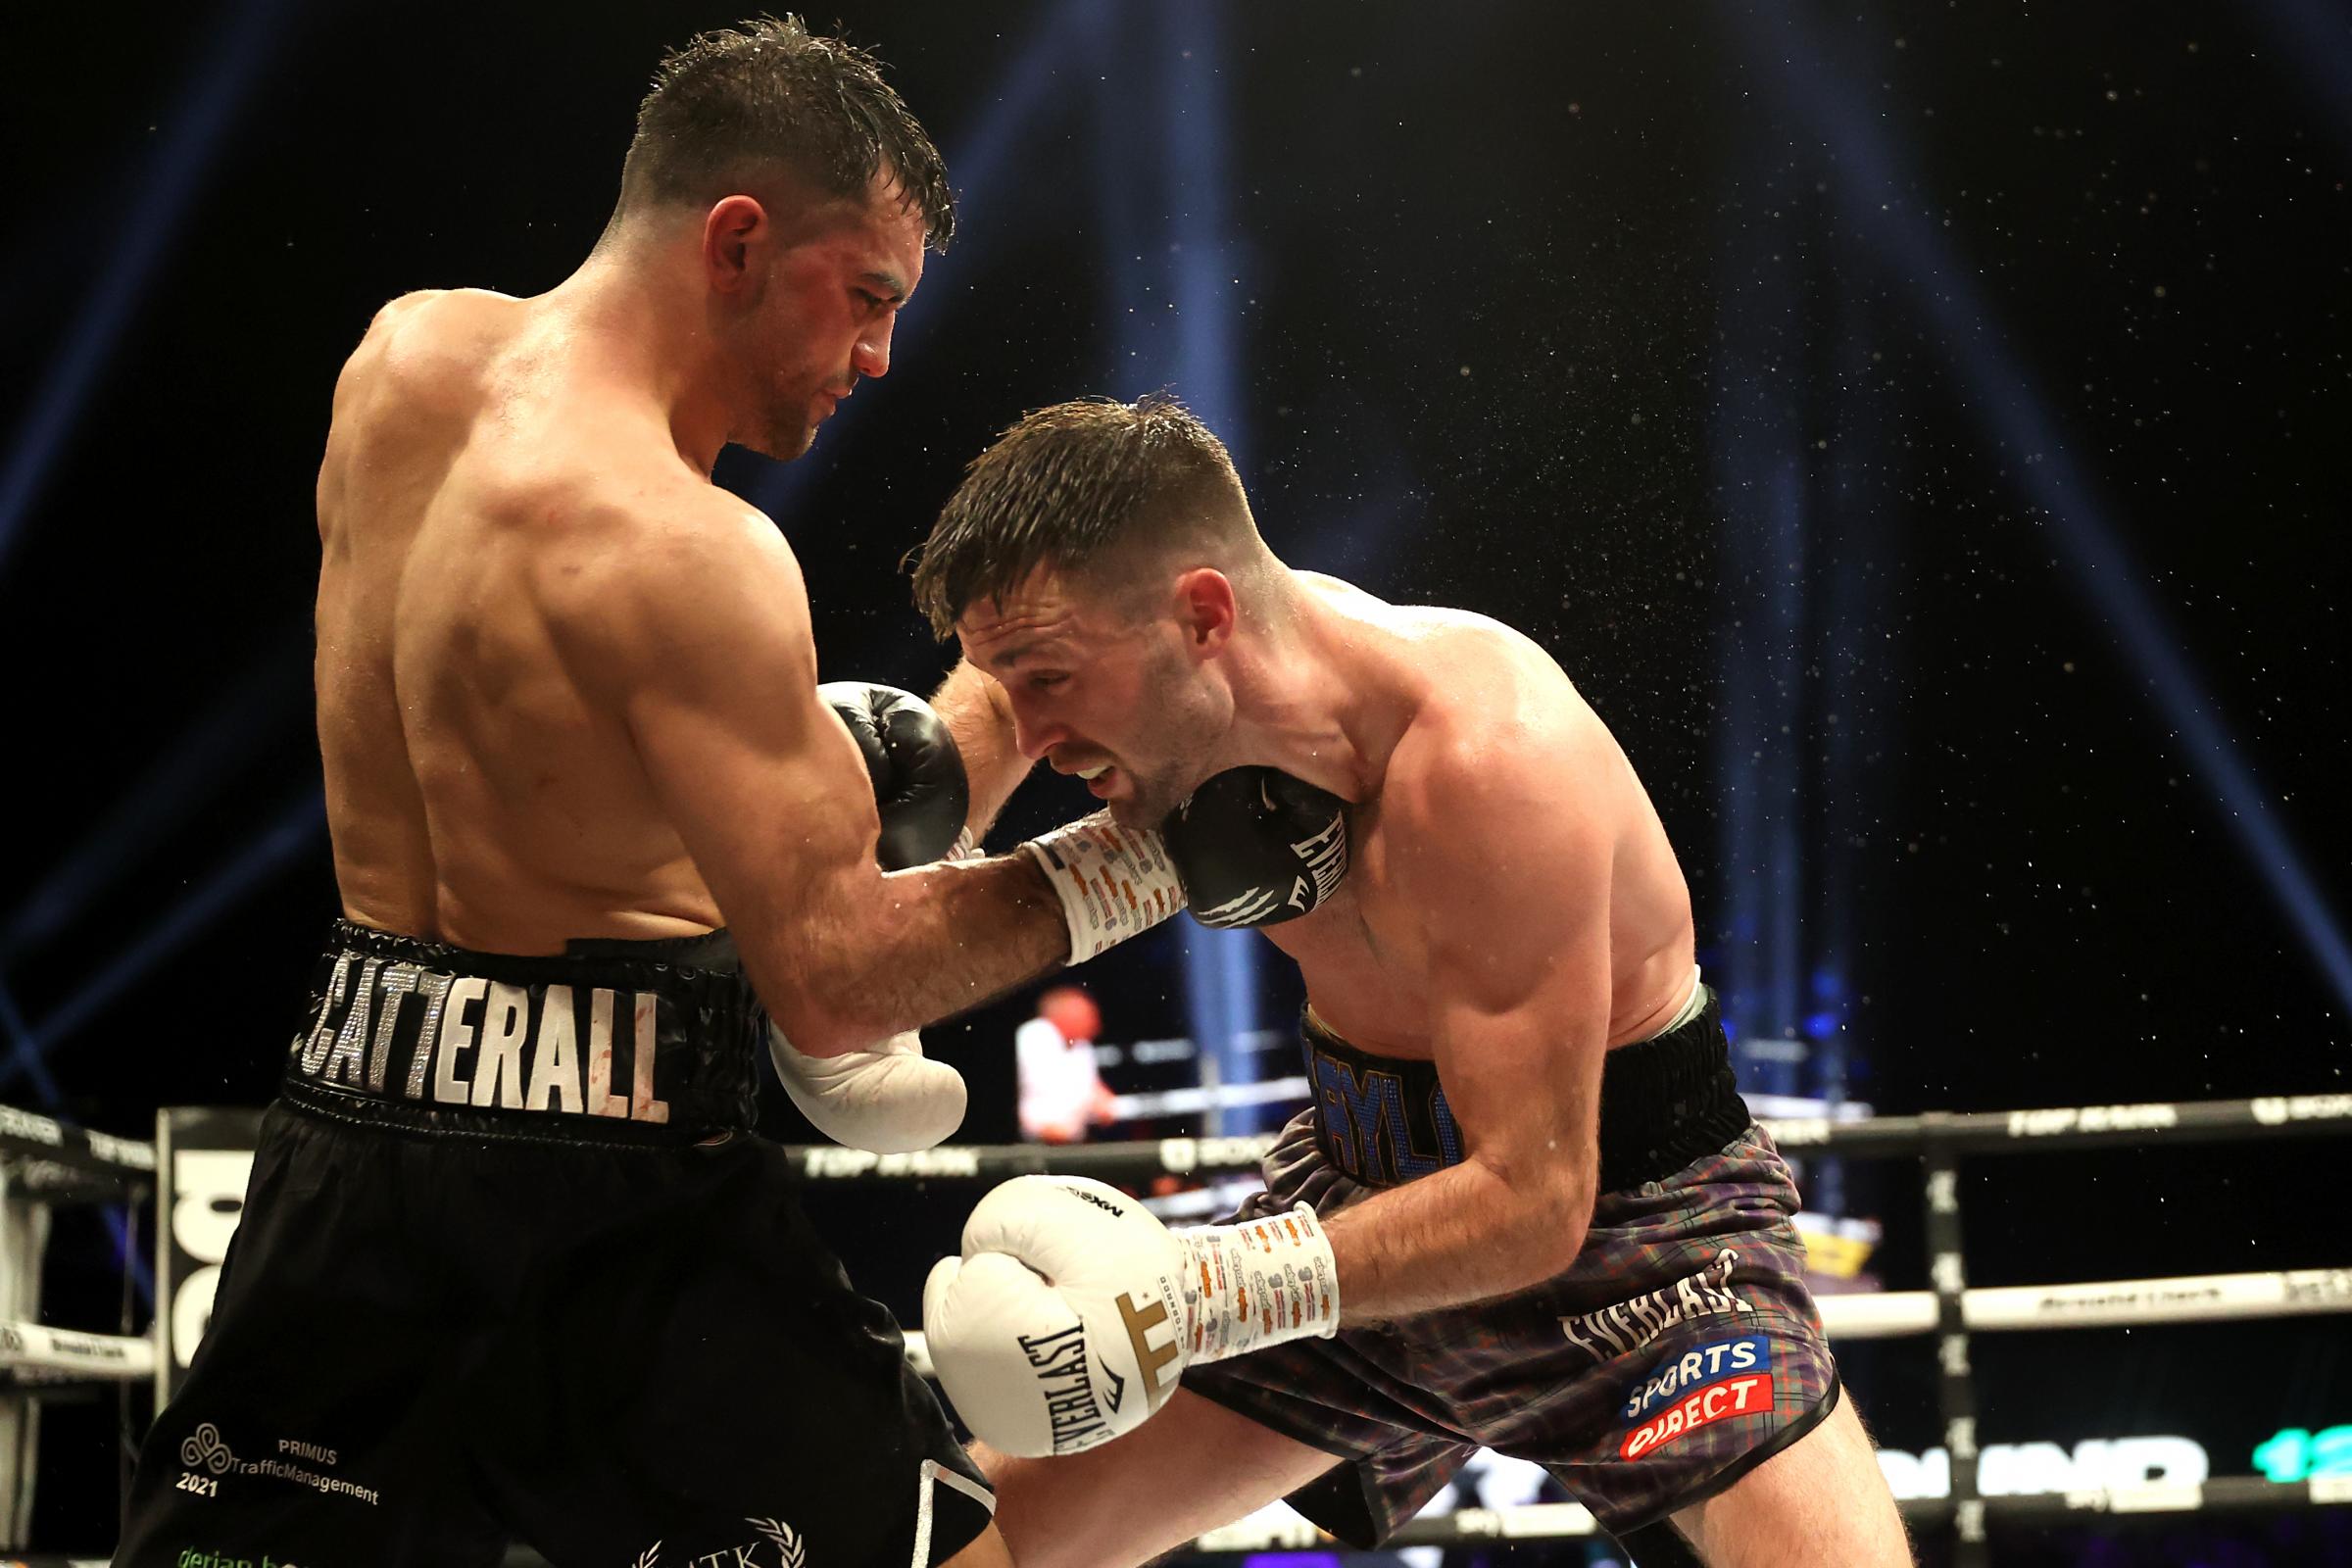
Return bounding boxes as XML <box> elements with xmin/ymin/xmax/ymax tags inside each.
<box><xmin>922</xmin><ymin>1175</ymin><xmax>1340</xmax><ymax>1457</ymax></box>
<box><xmin>767</xmin><ymin>1024</ymin><xmax>967</xmax><ymax>1154</ymax></box>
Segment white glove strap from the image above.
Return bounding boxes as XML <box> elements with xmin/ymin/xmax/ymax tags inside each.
<box><xmin>1176</xmin><ymin>1203</ymin><xmax>1342</xmax><ymax>1364</ymax></box>
<box><xmin>1018</xmin><ymin>812</ymin><xmax>1186</xmax><ymax>962</ymax></box>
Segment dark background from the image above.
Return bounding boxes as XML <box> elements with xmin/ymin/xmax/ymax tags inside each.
<box><xmin>2</xmin><ymin>1</ymin><xmax>2347</xmax><ymax>1561</ymax></box>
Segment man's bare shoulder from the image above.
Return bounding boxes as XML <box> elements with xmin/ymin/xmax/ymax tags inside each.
<box><xmin>365</xmin><ymin>286</ymin><xmax>523</xmax><ymax>339</ymax></box>
<box><xmin>319</xmin><ymin>291</ymin><xmax>517</xmax><ymax>531</ymax></box>
<box><xmin>535</xmin><ymin>480</ymin><xmax>808</xmax><ymax>682</ymax></box>
<box><xmin>332</xmin><ymin>288</ymin><xmax>522</xmax><ymax>408</ymax></box>
<box><xmin>1373</xmin><ymin>634</ymin><xmax>1620</xmax><ymax>968</ymax></box>
<box><xmin>1302</xmin><ymin>573</ymin><xmax>1564</xmax><ymax>689</ymax></box>
<box><xmin>1381</xmin><ymin>614</ymin><xmax>1602</xmax><ymax>825</ymax></box>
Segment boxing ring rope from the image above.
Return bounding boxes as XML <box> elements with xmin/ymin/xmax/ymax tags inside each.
<box><xmin>1184</xmin><ymin>1475</ymin><xmax>2352</xmax><ymax>1555</ymax></box>
<box><xmin>2</xmin><ymin>1093</ymin><xmax>2348</xmax><ymax>1563</ymax></box>
<box><xmin>0</xmin><ymin>1103</ymin><xmax>150</xmax><ymax>1545</ymax></box>
<box><xmin>894</xmin><ymin>1264</ymin><xmax>2352</xmax><ymax>1374</ymax></box>
<box><xmin>0</xmin><ymin>1107</ymin><xmax>155</xmax><ymax>1192</ymax></box>
<box><xmin>781</xmin><ymin>1093</ymin><xmax>2352</xmax><ymax>1184</ymax></box>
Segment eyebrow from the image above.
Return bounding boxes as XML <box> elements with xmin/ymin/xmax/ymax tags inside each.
<box><xmin>859</xmin><ymin>270</ymin><xmax>909</xmax><ymax>304</ymax></box>
<box><xmin>981</xmin><ymin>642</ymin><xmax>1039</xmax><ymax>674</ymax></box>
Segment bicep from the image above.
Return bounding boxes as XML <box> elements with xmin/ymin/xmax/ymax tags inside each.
<box><xmin>631</xmin><ymin>645</ymin><xmax>880</xmax><ymax>947</ymax></box>
<box><xmin>566</xmin><ymin>514</ymin><xmax>886</xmax><ymax>994</ymax></box>
<box><xmin>1404</xmin><ymin>773</ymin><xmax>1613</xmax><ymax>1198</ymax></box>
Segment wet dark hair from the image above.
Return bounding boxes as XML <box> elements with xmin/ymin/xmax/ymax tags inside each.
<box><xmin>910</xmin><ymin>395</ymin><xmax>1252</xmax><ymax>637</ymax></box>
<box><xmin>615</xmin><ymin>15</ymin><xmax>954</xmax><ymax>250</ymax></box>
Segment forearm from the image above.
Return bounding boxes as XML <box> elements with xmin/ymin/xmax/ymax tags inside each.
<box><xmin>767</xmin><ymin>853</ymin><xmax>1069</xmax><ymax>1053</ymax></box>
<box><xmin>930</xmin><ymin>660</ymin><xmax>1031</xmax><ymax>839</ymax></box>
<box><xmin>1322</xmin><ymin>1156</ymin><xmax>1590</xmax><ymax>1323</ymax></box>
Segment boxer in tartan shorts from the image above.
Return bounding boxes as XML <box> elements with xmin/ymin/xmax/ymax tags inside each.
<box><xmin>1183</xmin><ymin>996</ymin><xmax>1844</xmax><ymax>1553</ymax></box>
<box><xmin>907</xmin><ymin>396</ymin><xmax>1914</xmax><ymax>1567</ymax></box>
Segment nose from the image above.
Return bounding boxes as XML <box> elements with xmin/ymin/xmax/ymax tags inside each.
<box><xmin>1010</xmin><ymin>700</ymin><xmax>1065</xmax><ymax>763</ymax></box>
<box><xmin>852</xmin><ymin>313</ymin><xmax>895</xmax><ymax>381</ymax></box>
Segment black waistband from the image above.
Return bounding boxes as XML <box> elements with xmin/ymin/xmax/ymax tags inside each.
<box><xmin>1299</xmin><ymin>987</ymin><xmax>1750</xmax><ymax>1193</ymax></box>
<box><xmin>281</xmin><ymin>918</ymin><xmax>762</xmax><ymax>1143</ymax></box>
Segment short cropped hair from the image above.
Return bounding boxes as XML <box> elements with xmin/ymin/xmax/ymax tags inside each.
<box><xmin>616</xmin><ymin>16</ymin><xmax>954</xmax><ymax>251</ymax></box>
<box><xmin>911</xmin><ymin>396</ymin><xmax>1253</xmax><ymax>637</ymax></box>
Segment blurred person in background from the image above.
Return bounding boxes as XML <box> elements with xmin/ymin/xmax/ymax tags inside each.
<box><xmin>1016</xmin><ymin>984</ymin><xmax>1118</xmax><ymax>1144</ymax></box>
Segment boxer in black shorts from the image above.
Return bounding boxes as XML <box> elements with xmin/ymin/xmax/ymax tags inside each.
<box><xmin>908</xmin><ymin>398</ymin><xmax>1915</xmax><ymax>1567</ymax></box>
<box><xmin>120</xmin><ymin>924</ymin><xmax>994</xmax><ymax>1566</ymax></box>
<box><xmin>114</xmin><ymin>22</ymin><xmax>1196</xmax><ymax>1567</ymax></box>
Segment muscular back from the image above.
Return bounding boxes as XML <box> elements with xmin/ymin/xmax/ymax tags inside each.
<box><xmin>315</xmin><ymin>291</ymin><xmax>721</xmax><ymax>953</ymax></box>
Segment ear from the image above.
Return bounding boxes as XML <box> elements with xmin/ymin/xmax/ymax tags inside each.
<box><xmin>1172</xmin><ymin>567</ymin><xmax>1237</xmax><ymax>659</ymax></box>
<box><xmin>702</xmin><ymin>195</ymin><xmax>768</xmax><ymax>294</ymax></box>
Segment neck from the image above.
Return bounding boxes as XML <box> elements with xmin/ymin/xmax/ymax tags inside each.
<box><xmin>543</xmin><ymin>231</ymin><xmax>737</xmax><ymax>474</ymax></box>
<box><xmin>1217</xmin><ymin>573</ymin><xmax>1411</xmax><ymax>804</ymax></box>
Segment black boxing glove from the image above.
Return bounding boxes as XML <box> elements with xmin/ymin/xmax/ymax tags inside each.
<box><xmin>819</xmin><ymin>682</ymin><xmax>972</xmax><ymax>870</ymax></box>
<box><xmin>1162</xmin><ymin>766</ymin><xmax>1350</xmax><ymax>928</ymax></box>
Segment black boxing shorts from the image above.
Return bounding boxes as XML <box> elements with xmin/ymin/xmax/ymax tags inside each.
<box><xmin>1182</xmin><ymin>986</ymin><xmax>1840</xmax><ymax>1551</ymax></box>
<box><xmin>114</xmin><ymin>918</ymin><xmax>993</xmax><ymax>1568</ymax></box>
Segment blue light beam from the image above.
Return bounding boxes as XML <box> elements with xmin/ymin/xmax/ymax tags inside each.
<box><xmin>0</xmin><ymin>0</ymin><xmax>300</xmax><ymax>575</ymax></box>
<box><xmin>1735</xmin><ymin>3</ymin><xmax>2352</xmax><ymax>1012</ymax></box>
<box><xmin>0</xmin><ymin>979</ymin><xmax>64</xmax><ymax>1107</ymax></box>
<box><xmin>0</xmin><ymin>642</ymin><xmax>308</xmax><ymax>966</ymax></box>
<box><xmin>2249</xmin><ymin>0</ymin><xmax>2352</xmax><ymax>168</ymax></box>
<box><xmin>1137</xmin><ymin>1</ymin><xmax>1265</xmax><ymax>1126</ymax></box>
<box><xmin>0</xmin><ymin>791</ymin><xmax>327</xmax><ymax>1092</ymax></box>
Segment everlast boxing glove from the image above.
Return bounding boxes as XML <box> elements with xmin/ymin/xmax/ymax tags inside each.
<box><xmin>1162</xmin><ymin>765</ymin><xmax>1350</xmax><ymax>928</ymax></box>
<box><xmin>767</xmin><ymin>683</ymin><xmax>975</xmax><ymax>1153</ymax></box>
<box><xmin>924</xmin><ymin>1175</ymin><xmax>1340</xmax><ymax>1457</ymax></box>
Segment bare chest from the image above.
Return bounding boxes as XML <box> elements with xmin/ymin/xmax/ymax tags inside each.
<box><xmin>1260</xmin><ymin>806</ymin><xmax>1438</xmax><ymax>1054</ymax></box>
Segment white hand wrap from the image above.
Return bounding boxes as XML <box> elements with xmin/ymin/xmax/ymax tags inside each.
<box><xmin>921</xmin><ymin>1175</ymin><xmax>1340</xmax><ymax>1457</ymax></box>
<box><xmin>1174</xmin><ymin>1204</ymin><xmax>1342</xmax><ymax>1364</ymax></box>
<box><xmin>767</xmin><ymin>1024</ymin><xmax>967</xmax><ymax>1154</ymax></box>
<box><xmin>1018</xmin><ymin>812</ymin><xmax>1186</xmax><ymax>962</ymax></box>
